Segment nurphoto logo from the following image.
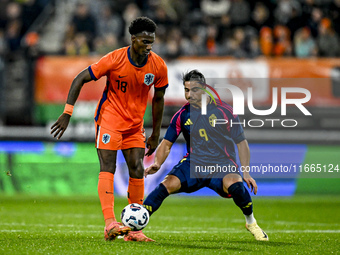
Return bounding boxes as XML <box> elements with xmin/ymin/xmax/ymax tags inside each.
<box><xmin>201</xmin><ymin>84</ymin><xmax>312</xmax><ymax>128</ymax></box>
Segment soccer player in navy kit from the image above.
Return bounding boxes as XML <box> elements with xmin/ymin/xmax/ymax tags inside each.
<box><xmin>143</xmin><ymin>70</ymin><xmax>268</xmax><ymax>241</ymax></box>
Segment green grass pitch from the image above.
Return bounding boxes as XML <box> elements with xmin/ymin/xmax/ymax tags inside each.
<box><xmin>1</xmin><ymin>195</ymin><xmax>339</xmax><ymax>255</ymax></box>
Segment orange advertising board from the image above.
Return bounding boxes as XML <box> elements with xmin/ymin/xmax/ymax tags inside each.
<box><xmin>268</xmin><ymin>58</ymin><xmax>340</xmax><ymax>106</ymax></box>
<box><xmin>35</xmin><ymin>56</ymin><xmax>105</xmax><ymax>103</ymax></box>
<box><xmin>34</xmin><ymin>56</ymin><xmax>340</xmax><ymax>106</ymax></box>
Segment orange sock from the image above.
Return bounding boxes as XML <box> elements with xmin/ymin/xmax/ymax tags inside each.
<box><xmin>127</xmin><ymin>177</ymin><xmax>144</xmax><ymax>205</ymax></box>
<box><xmin>98</xmin><ymin>172</ymin><xmax>116</xmax><ymax>224</ymax></box>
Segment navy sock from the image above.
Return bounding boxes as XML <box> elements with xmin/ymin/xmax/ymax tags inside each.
<box><xmin>143</xmin><ymin>183</ymin><xmax>169</xmax><ymax>216</ymax></box>
<box><xmin>228</xmin><ymin>182</ymin><xmax>253</xmax><ymax>216</ymax></box>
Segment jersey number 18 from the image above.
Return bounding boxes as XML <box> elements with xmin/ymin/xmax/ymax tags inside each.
<box><xmin>116</xmin><ymin>80</ymin><xmax>127</xmax><ymax>93</ymax></box>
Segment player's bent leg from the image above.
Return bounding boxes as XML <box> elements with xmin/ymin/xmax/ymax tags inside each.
<box><xmin>223</xmin><ymin>174</ymin><xmax>253</xmax><ymax>216</ymax></box>
<box><xmin>222</xmin><ymin>173</ymin><xmax>243</xmax><ymax>193</ymax></box>
<box><xmin>223</xmin><ymin>174</ymin><xmax>268</xmax><ymax>241</ymax></box>
<box><xmin>162</xmin><ymin>174</ymin><xmax>182</xmax><ymax>194</ymax></box>
<box><xmin>128</xmin><ymin>175</ymin><xmax>181</xmax><ymax>242</ymax></box>
<box><xmin>143</xmin><ymin>175</ymin><xmax>181</xmax><ymax>216</ymax></box>
<box><xmin>143</xmin><ymin>183</ymin><xmax>169</xmax><ymax>217</ymax></box>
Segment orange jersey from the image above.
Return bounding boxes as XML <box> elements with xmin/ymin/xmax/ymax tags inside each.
<box><xmin>89</xmin><ymin>46</ymin><xmax>168</xmax><ymax>132</ymax></box>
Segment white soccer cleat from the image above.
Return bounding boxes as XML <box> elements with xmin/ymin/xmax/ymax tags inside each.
<box><xmin>245</xmin><ymin>221</ymin><xmax>269</xmax><ymax>241</ymax></box>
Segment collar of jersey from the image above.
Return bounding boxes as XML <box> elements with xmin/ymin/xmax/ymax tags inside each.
<box><xmin>127</xmin><ymin>46</ymin><xmax>148</xmax><ymax>67</ymax></box>
<box><xmin>206</xmin><ymin>97</ymin><xmax>216</xmax><ymax>107</ymax></box>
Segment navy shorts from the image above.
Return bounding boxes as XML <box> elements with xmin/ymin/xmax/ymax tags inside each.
<box><xmin>168</xmin><ymin>158</ymin><xmax>232</xmax><ymax>198</ymax></box>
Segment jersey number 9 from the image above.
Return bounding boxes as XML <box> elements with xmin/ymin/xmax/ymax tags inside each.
<box><xmin>199</xmin><ymin>128</ymin><xmax>208</xmax><ymax>141</ymax></box>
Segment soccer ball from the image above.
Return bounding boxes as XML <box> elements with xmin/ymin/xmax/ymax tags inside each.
<box><xmin>121</xmin><ymin>203</ymin><xmax>149</xmax><ymax>231</ymax></box>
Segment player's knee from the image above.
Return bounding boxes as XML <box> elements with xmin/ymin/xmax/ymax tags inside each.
<box><xmin>129</xmin><ymin>168</ymin><xmax>144</xmax><ymax>179</ymax></box>
<box><xmin>100</xmin><ymin>165</ymin><xmax>116</xmax><ymax>174</ymax></box>
<box><xmin>162</xmin><ymin>175</ymin><xmax>181</xmax><ymax>194</ymax></box>
<box><xmin>223</xmin><ymin>174</ymin><xmax>242</xmax><ymax>193</ymax></box>
<box><xmin>128</xmin><ymin>164</ymin><xmax>144</xmax><ymax>178</ymax></box>
<box><xmin>99</xmin><ymin>160</ymin><xmax>116</xmax><ymax>173</ymax></box>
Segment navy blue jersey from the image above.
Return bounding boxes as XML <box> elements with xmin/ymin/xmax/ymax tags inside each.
<box><xmin>164</xmin><ymin>102</ymin><xmax>190</xmax><ymax>153</ymax></box>
<box><xmin>190</xmin><ymin>99</ymin><xmax>245</xmax><ymax>167</ymax></box>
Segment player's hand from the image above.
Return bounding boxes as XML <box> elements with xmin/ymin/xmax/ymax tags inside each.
<box><xmin>144</xmin><ymin>163</ymin><xmax>161</xmax><ymax>177</ymax></box>
<box><xmin>50</xmin><ymin>113</ymin><xmax>71</xmax><ymax>140</ymax></box>
<box><xmin>243</xmin><ymin>172</ymin><xmax>258</xmax><ymax>195</ymax></box>
<box><xmin>145</xmin><ymin>134</ymin><xmax>159</xmax><ymax>156</ymax></box>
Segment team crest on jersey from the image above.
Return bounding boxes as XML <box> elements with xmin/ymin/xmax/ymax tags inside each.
<box><xmin>209</xmin><ymin>114</ymin><xmax>217</xmax><ymax>127</ymax></box>
<box><xmin>144</xmin><ymin>73</ymin><xmax>155</xmax><ymax>86</ymax></box>
<box><xmin>102</xmin><ymin>134</ymin><xmax>111</xmax><ymax>144</ymax></box>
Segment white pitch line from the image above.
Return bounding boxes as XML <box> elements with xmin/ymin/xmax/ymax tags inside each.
<box><xmin>229</xmin><ymin>219</ymin><xmax>340</xmax><ymax>227</ymax></box>
<box><xmin>0</xmin><ymin>222</ymin><xmax>102</xmax><ymax>228</ymax></box>
<box><xmin>148</xmin><ymin>229</ymin><xmax>340</xmax><ymax>234</ymax></box>
<box><xmin>2</xmin><ymin>213</ymin><xmax>339</xmax><ymax>227</ymax></box>
<box><xmin>0</xmin><ymin>230</ymin><xmax>101</xmax><ymax>233</ymax></box>
<box><xmin>1</xmin><ymin>229</ymin><xmax>340</xmax><ymax>234</ymax></box>
<box><xmin>0</xmin><ymin>212</ymin><xmax>100</xmax><ymax>219</ymax></box>
<box><xmin>271</xmin><ymin>220</ymin><xmax>340</xmax><ymax>227</ymax></box>
<box><xmin>1</xmin><ymin>221</ymin><xmax>339</xmax><ymax>230</ymax></box>
<box><xmin>269</xmin><ymin>230</ymin><xmax>340</xmax><ymax>233</ymax></box>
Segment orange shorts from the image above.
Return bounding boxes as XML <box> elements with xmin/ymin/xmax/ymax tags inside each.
<box><xmin>95</xmin><ymin>124</ymin><xmax>146</xmax><ymax>150</ymax></box>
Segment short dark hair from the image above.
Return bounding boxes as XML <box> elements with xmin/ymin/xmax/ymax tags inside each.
<box><xmin>182</xmin><ymin>70</ymin><xmax>206</xmax><ymax>85</ymax></box>
<box><xmin>129</xmin><ymin>17</ymin><xmax>157</xmax><ymax>35</ymax></box>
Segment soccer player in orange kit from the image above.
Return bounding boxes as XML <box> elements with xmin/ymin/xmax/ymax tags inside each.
<box><xmin>51</xmin><ymin>17</ymin><xmax>168</xmax><ymax>242</ymax></box>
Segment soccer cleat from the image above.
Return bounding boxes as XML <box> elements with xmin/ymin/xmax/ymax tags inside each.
<box><xmin>123</xmin><ymin>230</ymin><xmax>155</xmax><ymax>242</ymax></box>
<box><xmin>245</xmin><ymin>221</ymin><xmax>269</xmax><ymax>241</ymax></box>
<box><xmin>104</xmin><ymin>222</ymin><xmax>131</xmax><ymax>241</ymax></box>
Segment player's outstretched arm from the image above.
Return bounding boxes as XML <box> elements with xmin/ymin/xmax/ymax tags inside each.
<box><xmin>50</xmin><ymin>69</ymin><xmax>93</xmax><ymax>140</ymax></box>
<box><xmin>145</xmin><ymin>139</ymin><xmax>173</xmax><ymax>177</ymax></box>
<box><xmin>146</xmin><ymin>88</ymin><xmax>166</xmax><ymax>156</ymax></box>
<box><xmin>237</xmin><ymin>139</ymin><xmax>258</xmax><ymax>195</ymax></box>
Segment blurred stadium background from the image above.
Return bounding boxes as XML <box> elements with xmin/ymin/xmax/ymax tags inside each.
<box><xmin>0</xmin><ymin>0</ymin><xmax>339</xmax><ymax>197</ymax></box>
